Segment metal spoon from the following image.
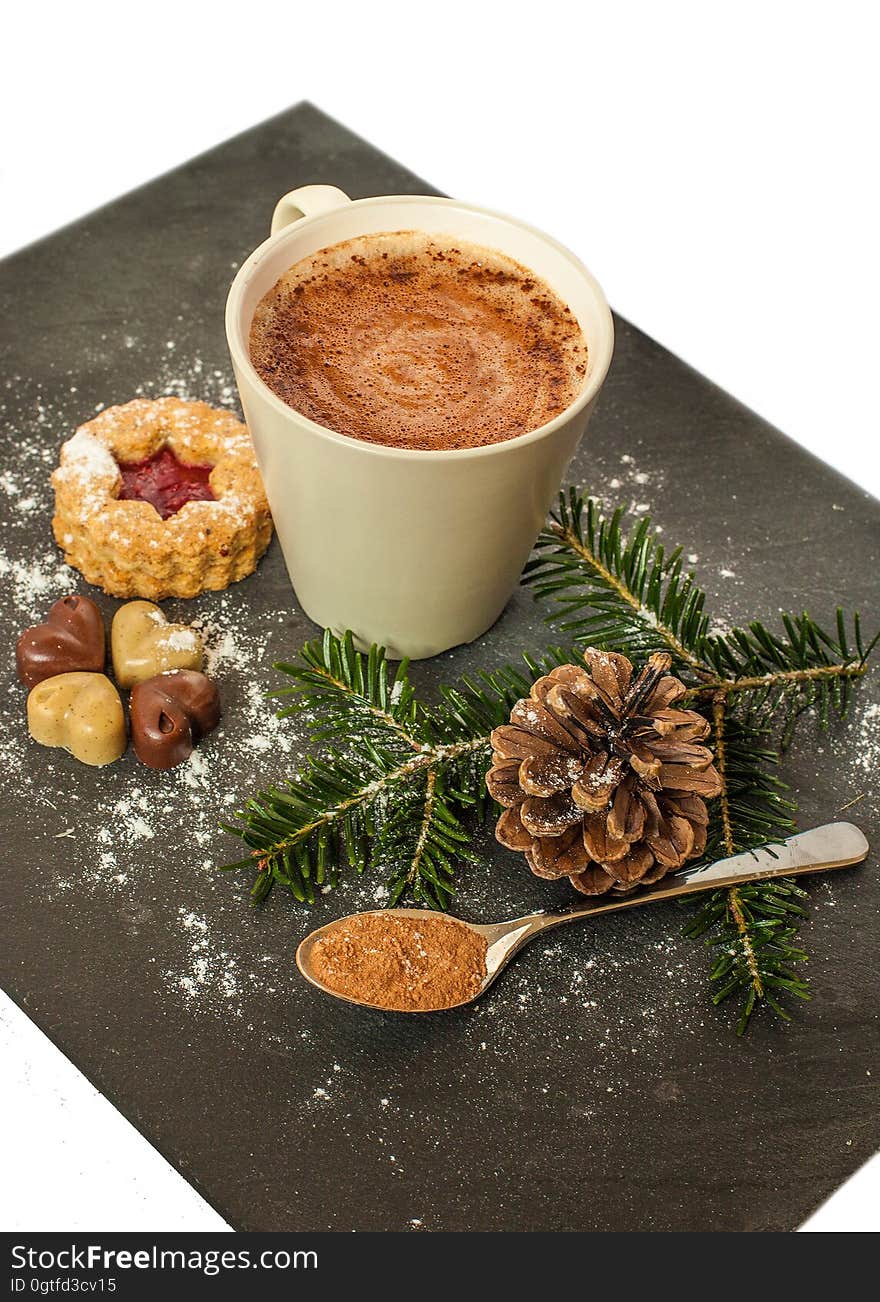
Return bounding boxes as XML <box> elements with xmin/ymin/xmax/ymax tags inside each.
<box><xmin>296</xmin><ymin>821</ymin><xmax>869</xmax><ymax>1012</ymax></box>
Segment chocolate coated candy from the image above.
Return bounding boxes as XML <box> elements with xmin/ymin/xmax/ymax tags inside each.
<box><xmin>27</xmin><ymin>672</ymin><xmax>126</xmax><ymax>767</ymax></box>
<box><xmin>130</xmin><ymin>669</ymin><xmax>221</xmax><ymax>769</ymax></box>
<box><xmin>16</xmin><ymin>594</ymin><xmax>105</xmax><ymax>689</ymax></box>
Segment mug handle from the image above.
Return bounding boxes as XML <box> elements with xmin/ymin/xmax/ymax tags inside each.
<box><xmin>270</xmin><ymin>185</ymin><xmax>351</xmax><ymax>235</ymax></box>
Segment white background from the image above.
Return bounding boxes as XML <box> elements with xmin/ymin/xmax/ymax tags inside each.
<box><xmin>1</xmin><ymin>0</ymin><xmax>878</xmax><ymax>1233</ymax></box>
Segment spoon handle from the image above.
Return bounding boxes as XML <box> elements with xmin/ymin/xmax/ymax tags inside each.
<box><xmin>531</xmin><ymin>821</ymin><xmax>868</xmax><ymax>935</ymax></box>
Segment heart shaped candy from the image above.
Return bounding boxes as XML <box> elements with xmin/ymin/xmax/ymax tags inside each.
<box><xmin>16</xmin><ymin>594</ymin><xmax>105</xmax><ymax>690</ymax></box>
<box><xmin>111</xmin><ymin>600</ymin><xmax>204</xmax><ymax>689</ymax></box>
<box><xmin>27</xmin><ymin>672</ymin><xmax>126</xmax><ymax>767</ymax></box>
<box><xmin>130</xmin><ymin>669</ymin><xmax>221</xmax><ymax>769</ymax></box>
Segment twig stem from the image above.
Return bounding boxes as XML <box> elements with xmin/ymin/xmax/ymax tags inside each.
<box><xmin>687</xmin><ymin>661</ymin><xmax>866</xmax><ymax>701</ymax></box>
<box><xmin>712</xmin><ymin>692</ymin><xmax>763</xmax><ymax>999</ymax></box>
<box><xmin>409</xmin><ymin>768</ymin><xmax>437</xmax><ymax>885</ymax></box>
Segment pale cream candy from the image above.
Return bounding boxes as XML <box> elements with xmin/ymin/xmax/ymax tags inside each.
<box><xmin>27</xmin><ymin>672</ymin><xmax>126</xmax><ymax>767</ymax></box>
<box><xmin>111</xmin><ymin>600</ymin><xmax>204</xmax><ymax>689</ymax></box>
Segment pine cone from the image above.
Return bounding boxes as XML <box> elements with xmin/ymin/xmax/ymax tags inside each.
<box><xmin>487</xmin><ymin>649</ymin><xmax>723</xmax><ymax>895</ymax></box>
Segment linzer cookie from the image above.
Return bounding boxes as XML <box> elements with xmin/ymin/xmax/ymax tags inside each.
<box><xmin>52</xmin><ymin>398</ymin><xmax>273</xmax><ymax>599</ymax></box>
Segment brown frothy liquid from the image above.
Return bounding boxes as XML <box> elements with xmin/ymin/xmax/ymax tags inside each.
<box><xmin>248</xmin><ymin>232</ymin><xmax>589</xmax><ymax>451</ymax></box>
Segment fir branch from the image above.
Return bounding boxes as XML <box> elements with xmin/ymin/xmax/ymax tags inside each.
<box><xmin>412</xmin><ymin>767</ymin><xmax>438</xmax><ymax>879</ymax></box>
<box><xmin>272</xmin><ymin>629</ymin><xmax>421</xmax><ymax>751</ymax></box>
<box><xmin>225</xmin><ymin>638</ymin><xmax>579</xmax><ymax>908</ymax></box>
<box><xmin>223</xmin><ymin>725</ymin><xmax>488</xmax><ymax>908</ymax></box>
<box><xmin>522</xmin><ymin>488</ymin><xmax>874</xmax><ymax>1030</ymax></box>
<box><xmin>692</xmin><ymin>611</ymin><xmax>874</xmax><ymax>743</ymax></box>
<box><xmin>523</xmin><ymin>488</ymin><xmax>713</xmax><ymax>677</ymax></box>
<box><xmin>677</xmin><ymin>698</ymin><xmax>804</xmax><ymax>1032</ymax></box>
<box><xmin>380</xmin><ymin>767</ymin><xmax>477</xmax><ymax>910</ymax></box>
<box><xmin>711</xmin><ymin>694</ymin><xmax>737</xmax><ymax>857</ymax></box>
<box><xmin>527</xmin><ymin>490</ymin><xmax>873</xmax><ymax>733</ymax></box>
<box><xmin>683</xmin><ymin>876</ymin><xmax>811</xmax><ymax>1033</ymax></box>
<box><xmin>725</xmin><ymin>887</ymin><xmax>764</xmax><ymax>1002</ymax></box>
<box><xmin>225</xmin><ymin>630</ymin><xmax>558</xmax><ymax>908</ymax></box>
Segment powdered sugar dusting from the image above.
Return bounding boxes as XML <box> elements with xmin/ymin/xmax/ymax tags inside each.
<box><xmin>851</xmin><ymin>702</ymin><xmax>880</xmax><ymax>779</ymax></box>
<box><xmin>0</xmin><ymin>581</ymin><xmax>300</xmax><ymax>1004</ymax></box>
<box><xmin>172</xmin><ymin>908</ymin><xmax>238</xmax><ymax>1004</ymax></box>
<box><xmin>0</xmin><ymin>550</ymin><xmax>73</xmax><ymax>615</ymax></box>
<box><xmin>592</xmin><ymin>451</ymin><xmax>667</xmax><ymax>515</ymax></box>
<box><xmin>53</xmin><ymin>428</ymin><xmax>120</xmax><ymax>516</ymax></box>
<box><xmin>189</xmin><ymin>613</ymin><xmax>245</xmax><ymax>676</ymax></box>
<box><xmin>157</xmin><ymin>628</ymin><xmax>200</xmax><ymax>653</ymax></box>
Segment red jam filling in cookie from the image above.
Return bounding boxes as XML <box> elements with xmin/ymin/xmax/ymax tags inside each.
<box><xmin>117</xmin><ymin>447</ymin><xmax>215</xmax><ymax>520</ymax></box>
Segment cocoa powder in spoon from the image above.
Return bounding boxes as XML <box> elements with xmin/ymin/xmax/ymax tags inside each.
<box><xmin>309</xmin><ymin>912</ymin><xmax>489</xmax><ymax>1011</ymax></box>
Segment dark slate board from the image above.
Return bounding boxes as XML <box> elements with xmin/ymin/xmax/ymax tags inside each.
<box><xmin>1</xmin><ymin>103</ymin><xmax>878</xmax><ymax>1234</ymax></box>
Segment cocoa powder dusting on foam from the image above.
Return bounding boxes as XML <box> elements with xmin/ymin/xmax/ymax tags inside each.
<box><xmin>310</xmin><ymin>912</ymin><xmax>489</xmax><ymax>1011</ymax></box>
<box><xmin>249</xmin><ymin>232</ymin><xmax>588</xmax><ymax>451</ymax></box>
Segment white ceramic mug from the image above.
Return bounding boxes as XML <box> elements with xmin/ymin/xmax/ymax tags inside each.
<box><xmin>225</xmin><ymin>186</ymin><xmax>614</xmax><ymax>659</ymax></box>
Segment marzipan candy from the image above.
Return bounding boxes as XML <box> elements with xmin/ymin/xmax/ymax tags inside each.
<box><xmin>27</xmin><ymin>672</ymin><xmax>126</xmax><ymax>767</ymax></box>
<box><xmin>111</xmin><ymin>600</ymin><xmax>203</xmax><ymax>689</ymax></box>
